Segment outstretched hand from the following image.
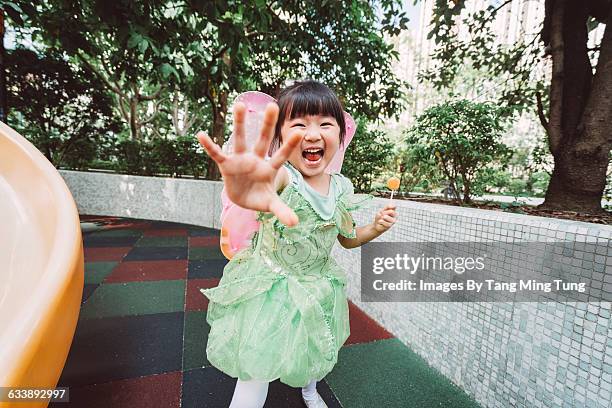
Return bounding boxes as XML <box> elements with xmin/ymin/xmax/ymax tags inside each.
<box><xmin>196</xmin><ymin>102</ymin><xmax>302</xmax><ymax>226</ymax></box>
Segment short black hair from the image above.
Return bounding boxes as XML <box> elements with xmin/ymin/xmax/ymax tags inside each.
<box><xmin>268</xmin><ymin>80</ymin><xmax>346</xmax><ymax>155</ymax></box>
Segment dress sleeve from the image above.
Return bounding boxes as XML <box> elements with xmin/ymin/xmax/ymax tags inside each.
<box><xmin>283</xmin><ymin>163</ymin><xmax>300</xmax><ymax>188</ymax></box>
<box><xmin>334</xmin><ymin>174</ymin><xmax>374</xmax><ymax>238</ymax></box>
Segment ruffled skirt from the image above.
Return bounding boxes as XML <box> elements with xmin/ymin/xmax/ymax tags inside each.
<box><xmin>200</xmin><ymin>255</ymin><xmax>350</xmax><ymax>388</ymax></box>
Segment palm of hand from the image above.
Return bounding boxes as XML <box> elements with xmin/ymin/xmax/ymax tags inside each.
<box><xmin>196</xmin><ymin>101</ymin><xmax>302</xmax><ymax>226</ymax></box>
<box><xmin>219</xmin><ymin>152</ymin><xmax>279</xmax><ymax>212</ymax></box>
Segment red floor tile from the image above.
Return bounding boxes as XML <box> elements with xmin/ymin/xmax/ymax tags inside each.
<box><xmin>103</xmin><ymin>221</ymin><xmax>153</xmax><ymax>230</ymax></box>
<box><xmin>105</xmin><ymin>260</ymin><xmax>188</xmax><ymax>283</ymax></box>
<box><xmin>186</xmin><ymin>278</ymin><xmax>221</xmax><ymax>311</ymax></box>
<box><xmin>84</xmin><ymin>247</ymin><xmax>132</xmax><ymax>262</ymax></box>
<box><xmin>66</xmin><ymin>371</ymin><xmax>182</xmax><ymax>408</ymax></box>
<box><xmin>189</xmin><ymin>236</ymin><xmax>220</xmax><ymax>247</ymax></box>
<box><xmin>345</xmin><ymin>301</ymin><xmax>394</xmax><ymax>345</ymax></box>
<box><xmin>144</xmin><ymin>228</ymin><xmax>188</xmax><ymax>237</ymax></box>
<box><xmin>80</xmin><ymin>215</ymin><xmax>120</xmax><ymax>222</ymax></box>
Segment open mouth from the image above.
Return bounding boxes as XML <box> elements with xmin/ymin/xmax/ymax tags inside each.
<box><xmin>302</xmin><ymin>147</ymin><xmax>324</xmax><ymax>165</ymax></box>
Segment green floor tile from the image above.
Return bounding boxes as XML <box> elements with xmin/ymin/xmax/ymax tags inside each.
<box><xmin>80</xmin><ymin>222</ymin><xmax>106</xmax><ymax>234</ymax></box>
<box><xmin>327</xmin><ymin>339</ymin><xmax>482</xmax><ymax>408</ymax></box>
<box><xmin>183</xmin><ymin>311</ymin><xmax>211</xmax><ymax>370</ymax></box>
<box><xmin>136</xmin><ymin>236</ymin><xmax>188</xmax><ymax>247</ymax></box>
<box><xmin>84</xmin><ymin>262</ymin><xmax>118</xmax><ymax>284</ymax></box>
<box><xmin>89</xmin><ymin>229</ymin><xmax>143</xmax><ymax>238</ymax></box>
<box><xmin>189</xmin><ymin>246</ymin><xmax>225</xmax><ymax>260</ymax></box>
<box><xmin>79</xmin><ymin>280</ymin><xmax>185</xmax><ymax>320</ymax></box>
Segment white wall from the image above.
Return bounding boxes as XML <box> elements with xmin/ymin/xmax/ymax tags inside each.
<box><xmin>60</xmin><ymin>170</ymin><xmax>223</xmax><ymax>229</ymax></box>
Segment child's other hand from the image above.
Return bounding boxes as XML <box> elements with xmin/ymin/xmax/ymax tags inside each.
<box><xmin>373</xmin><ymin>204</ymin><xmax>397</xmax><ymax>233</ymax></box>
<box><xmin>196</xmin><ymin>102</ymin><xmax>302</xmax><ymax>226</ymax></box>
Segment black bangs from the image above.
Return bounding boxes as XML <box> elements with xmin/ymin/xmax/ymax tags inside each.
<box><xmin>269</xmin><ymin>80</ymin><xmax>346</xmax><ymax>155</ymax></box>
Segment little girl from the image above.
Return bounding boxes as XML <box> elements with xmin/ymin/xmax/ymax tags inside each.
<box><xmin>197</xmin><ymin>80</ymin><xmax>397</xmax><ymax>408</ymax></box>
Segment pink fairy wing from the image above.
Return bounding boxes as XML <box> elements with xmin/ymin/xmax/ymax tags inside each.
<box><xmin>325</xmin><ymin>111</ymin><xmax>357</xmax><ymax>174</ymax></box>
<box><xmin>219</xmin><ymin>186</ymin><xmax>260</xmax><ymax>260</ymax></box>
<box><xmin>223</xmin><ymin>91</ymin><xmax>277</xmax><ymax>155</ymax></box>
<box><xmin>220</xmin><ymin>92</ymin><xmax>275</xmax><ymax>259</ymax></box>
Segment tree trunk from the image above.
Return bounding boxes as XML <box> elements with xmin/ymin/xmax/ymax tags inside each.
<box><xmin>462</xmin><ymin>182</ymin><xmax>472</xmax><ymax>204</ymax></box>
<box><xmin>207</xmin><ymin>91</ymin><xmax>228</xmax><ymax>180</ymax></box>
<box><xmin>539</xmin><ymin>0</ymin><xmax>612</xmax><ymax>213</ymax></box>
<box><xmin>543</xmin><ymin>146</ymin><xmax>609</xmax><ymax>211</ymax></box>
<box><xmin>129</xmin><ymin>97</ymin><xmax>139</xmax><ymax>140</ymax></box>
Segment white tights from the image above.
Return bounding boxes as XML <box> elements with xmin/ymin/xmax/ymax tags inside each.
<box><xmin>228</xmin><ymin>378</ymin><xmax>318</xmax><ymax>408</ymax></box>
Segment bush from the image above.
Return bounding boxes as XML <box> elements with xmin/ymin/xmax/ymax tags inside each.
<box><xmin>151</xmin><ymin>138</ymin><xmax>180</xmax><ymax>175</ymax></box>
<box><xmin>174</xmin><ymin>136</ymin><xmax>207</xmax><ymax>178</ymax></box>
<box><xmin>114</xmin><ymin>139</ymin><xmax>152</xmax><ymax>175</ymax></box>
<box><xmin>343</xmin><ymin>119</ymin><xmax>394</xmax><ymax>192</ymax></box>
<box><xmin>405</xmin><ymin>99</ymin><xmax>513</xmax><ymax>204</ymax></box>
<box><xmin>60</xmin><ymin>136</ymin><xmax>98</xmax><ymax>170</ymax></box>
<box><xmin>113</xmin><ymin>137</ymin><xmax>207</xmax><ymax>178</ymax></box>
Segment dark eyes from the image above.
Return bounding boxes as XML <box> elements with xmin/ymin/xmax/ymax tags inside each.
<box><xmin>290</xmin><ymin>121</ymin><xmax>334</xmax><ymax>127</ymax></box>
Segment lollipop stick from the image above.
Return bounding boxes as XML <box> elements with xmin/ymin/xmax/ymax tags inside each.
<box><xmin>387</xmin><ymin>176</ymin><xmax>400</xmax><ymax>206</ymax></box>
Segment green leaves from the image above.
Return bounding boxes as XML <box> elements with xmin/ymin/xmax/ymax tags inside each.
<box><xmin>127</xmin><ymin>32</ymin><xmax>142</xmax><ymax>49</ymax></box>
<box><xmin>423</xmin><ymin>1</ymin><xmax>547</xmax><ymax>117</ymax></box>
<box><xmin>6</xmin><ymin>49</ymin><xmax>118</xmax><ymax>169</ymax></box>
<box><xmin>405</xmin><ymin>99</ymin><xmax>512</xmax><ymax>203</ymax></box>
<box><xmin>159</xmin><ymin>63</ymin><xmax>180</xmax><ymax>81</ymax></box>
<box><xmin>343</xmin><ymin>118</ymin><xmax>394</xmax><ymax>192</ymax></box>
<box><xmin>21</xmin><ymin>0</ymin><xmax>407</xmax><ymax>170</ymax></box>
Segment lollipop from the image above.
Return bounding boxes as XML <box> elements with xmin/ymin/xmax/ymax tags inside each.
<box><xmin>387</xmin><ymin>176</ymin><xmax>400</xmax><ymax>200</ymax></box>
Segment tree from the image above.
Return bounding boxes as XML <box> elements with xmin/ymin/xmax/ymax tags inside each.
<box><xmin>31</xmin><ymin>1</ymin><xmax>183</xmax><ymax>140</ymax></box>
<box><xmin>0</xmin><ymin>1</ymin><xmax>36</xmax><ymax>122</ymax></box>
<box><xmin>6</xmin><ymin>48</ymin><xmax>119</xmax><ymax>169</ymax></box>
<box><xmin>404</xmin><ymin>99</ymin><xmax>512</xmax><ymax>204</ymax></box>
<box><xmin>422</xmin><ymin>0</ymin><xmax>612</xmax><ymax>213</ymax></box>
<box><xmin>189</xmin><ymin>0</ymin><xmax>411</xmax><ymax>179</ymax></box>
<box><xmin>29</xmin><ymin>0</ymin><xmax>409</xmax><ymax>179</ymax></box>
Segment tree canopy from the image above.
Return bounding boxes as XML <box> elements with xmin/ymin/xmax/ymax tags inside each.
<box><xmin>10</xmin><ymin>0</ymin><xmax>410</xmax><ymax>178</ymax></box>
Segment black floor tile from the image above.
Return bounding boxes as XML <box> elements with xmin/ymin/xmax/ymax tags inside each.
<box><xmin>182</xmin><ymin>367</ymin><xmax>341</xmax><ymax>408</ymax></box>
<box><xmin>82</xmin><ymin>284</ymin><xmax>98</xmax><ymax>304</ymax></box>
<box><xmin>57</xmin><ymin>312</ymin><xmax>184</xmax><ymax>387</ymax></box>
<box><xmin>182</xmin><ymin>367</ymin><xmax>236</xmax><ymax>408</ymax></box>
<box><xmin>83</xmin><ymin>235</ymin><xmax>141</xmax><ymax>248</ymax></box>
<box><xmin>188</xmin><ymin>260</ymin><xmax>227</xmax><ymax>279</ymax></box>
<box><xmin>149</xmin><ymin>220</ymin><xmax>196</xmax><ymax>229</ymax></box>
<box><xmin>189</xmin><ymin>228</ymin><xmax>220</xmax><ymax>237</ymax></box>
<box><xmin>124</xmin><ymin>246</ymin><xmax>188</xmax><ymax>261</ymax></box>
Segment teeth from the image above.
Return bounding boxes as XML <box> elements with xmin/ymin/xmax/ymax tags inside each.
<box><xmin>304</xmin><ymin>148</ymin><xmax>322</xmax><ymax>152</ymax></box>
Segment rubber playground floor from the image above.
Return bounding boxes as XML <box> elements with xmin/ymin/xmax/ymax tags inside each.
<box><xmin>51</xmin><ymin>215</ymin><xmax>482</xmax><ymax>408</ymax></box>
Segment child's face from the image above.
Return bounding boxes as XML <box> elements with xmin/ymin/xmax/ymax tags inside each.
<box><xmin>280</xmin><ymin>114</ymin><xmax>340</xmax><ymax>178</ymax></box>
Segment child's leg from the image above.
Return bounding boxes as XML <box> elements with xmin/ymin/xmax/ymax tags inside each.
<box><xmin>229</xmin><ymin>379</ymin><xmax>269</xmax><ymax>408</ymax></box>
<box><xmin>301</xmin><ymin>379</ymin><xmax>317</xmax><ymax>399</ymax></box>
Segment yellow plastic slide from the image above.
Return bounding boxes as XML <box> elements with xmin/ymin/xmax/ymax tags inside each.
<box><xmin>0</xmin><ymin>122</ymin><xmax>83</xmax><ymax>407</ymax></box>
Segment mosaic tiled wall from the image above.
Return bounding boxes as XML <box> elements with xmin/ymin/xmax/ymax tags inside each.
<box><xmin>61</xmin><ymin>171</ymin><xmax>612</xmax><ymax>408</ymax></box>
<box><xmin>60</xmin><ymin>170</ymin><xmax>224</xmax><ymax>229</ymax></box>
<box><xmin>332</xmin><ymin>199</ymin><xmax>612</xmax><ymax>408</ymax></box>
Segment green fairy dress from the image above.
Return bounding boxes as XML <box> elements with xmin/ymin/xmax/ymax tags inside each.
<box><xmin>200</xmin><ymin>162</ymin><xmax>373</xmax><ymax>388</ymax></box>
